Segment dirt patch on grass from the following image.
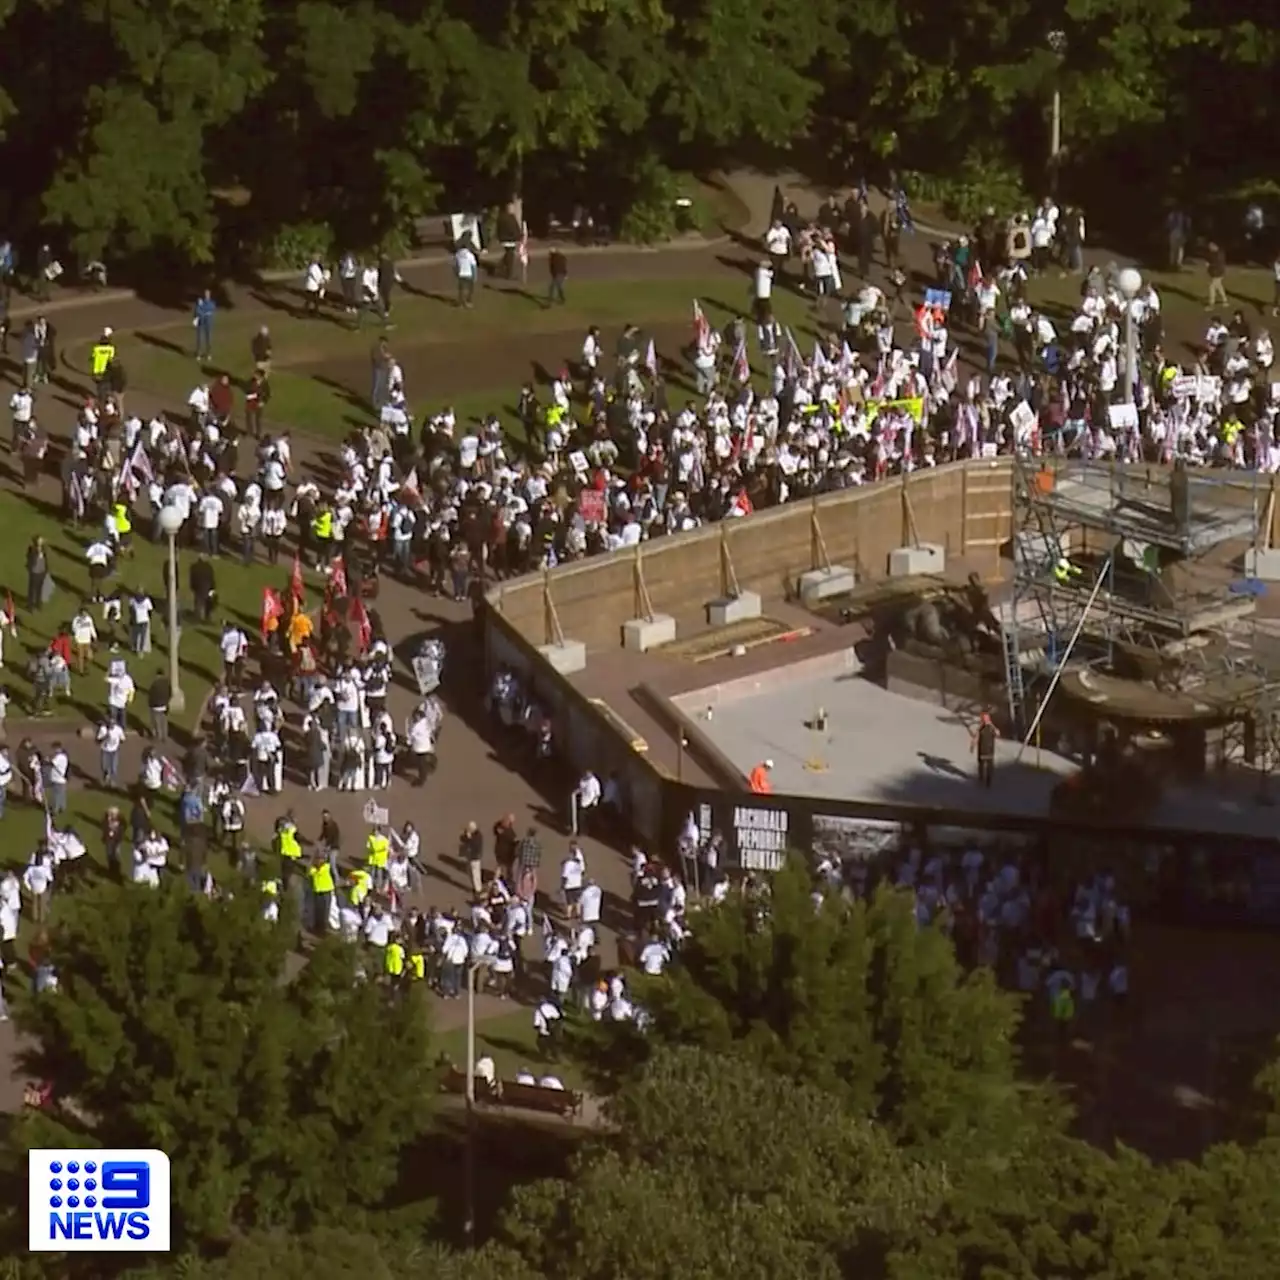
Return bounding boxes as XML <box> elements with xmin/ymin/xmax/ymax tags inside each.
<box><xmin>292</xmin><ymin>322</ymin><xmax>695</xmax><ymax>409</ymax></box>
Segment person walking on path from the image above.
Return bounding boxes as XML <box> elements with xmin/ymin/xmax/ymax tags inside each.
<box><xmin>971</xmin><ymin>710</ymin><xmax>998</xmax><ymax>789</ymax></box>
<box><xmin>1206</xmin><ymin>242</ymin><xmax>1229</xmax><ymax>309</ymax></box>
<box><xmin>454</xmin><ymin>238</ymin><xmax>477</xmax><ymax>309</ymax></box>
<box><xmin>547</xmin><ymin>247</ymin><xmax>568</xmax><ymax>306</ymax></box>
<box><xmin>193</xmin><ymin>289</ymin><xmax>216</xmax><ymax>362</ymax></box>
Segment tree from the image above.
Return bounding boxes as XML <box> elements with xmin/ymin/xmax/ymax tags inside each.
<box><xmin>571</xmin><ymin>865</ymin><xmax>1060</xmax><ymax>1160</ymax></box>
<box><xmin>37</xmin><ymin>0</ymin><xmax>271</xmax><ymax>262</ymax></box>
<box><xmin>7</xmin><ymin>879</ymin><xmax>435</xmax><ymax>1251</ymax></box>
<box><xmin>501</xmin><ymin>1045</ymin><xmax>945</xmax><ymax>1280</ymax></box>
<box><xmin>140</xmin><ymin>1230</ymin><xmax>541</xmax><ymax>1280</ymax></box>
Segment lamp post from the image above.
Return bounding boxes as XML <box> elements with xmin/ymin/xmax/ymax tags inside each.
<box><xmin>1047</xmin><ymin>30</ymin><xmax>1068</xmax><ymax>184</ymax></box>
<box><xmin>463</xmin><ymin>957</ymin><xmax>491</xmax><ymax>1248</ymax></box>
<box><xmin>157</xmin><ymin>505</ymin><xmax>186</xmax><ymax>714</ymax></box>
<box><xmin>1118</xmin><ymin>267</ymin><xmax>1144</xmax><ymax>407</ymax></box>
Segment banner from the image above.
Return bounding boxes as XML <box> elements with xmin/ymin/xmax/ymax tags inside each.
<box><xmin>578</xmin><ymin>489</ymin><xmax>606</xmax><ymax>523</ymax></box>
<box><xmin>865</xmin><ymin>396</ymin><xmax>924</xmax><ymax>424</ymax></box>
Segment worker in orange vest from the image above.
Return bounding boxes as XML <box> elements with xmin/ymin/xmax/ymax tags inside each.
<box><xmin>748</xmin><ymin>759</ymin><xmax>774</xmax><ymax>794</ymax></box>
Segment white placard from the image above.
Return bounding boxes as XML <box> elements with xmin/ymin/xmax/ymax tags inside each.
<box><xmin>1009</xmin><ymin>401</ymin><xmax>1036</xmax><ymax>435</ymax></box>
<box><xmin>568</xmin><ymin>450</ymin><xmax>589</xmax><ymax>474</ymax></box>
<box><xmin>1108</xmin><ymin>403</ymin><xmax>1139</xmax><ymax>430</ymax></box>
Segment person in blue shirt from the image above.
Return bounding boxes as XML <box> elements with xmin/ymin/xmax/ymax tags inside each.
<box><xmin>193</xmin><ymin>289</ymin><xmax>217</xmax><ymax>362</ymax></box>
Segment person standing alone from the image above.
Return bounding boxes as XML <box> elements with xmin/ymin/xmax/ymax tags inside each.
<box><xmin>971</xmin><ymin>710</ymin><xmax>998</xmax><ymax>788</ymax></box>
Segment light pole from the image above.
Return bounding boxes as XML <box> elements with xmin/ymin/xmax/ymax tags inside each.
<box><xmin>157</xmin><ymin>505</ymin><xmax>186</xmax><ymax>714</ymax></box>
<box><xmin>1047</xmin><ymin>30</ymin><xmax>1068</xmax><ymax>183</ymax></box>
<box><xmin>1118</xmin><ymin>267</ymin><xmax>1143</xmax><ymax>407</ymax></box>
<box><xmin>463</xmin><ymin>957</ymin><xmax>491</xmax><ymax>1248</ymax></box>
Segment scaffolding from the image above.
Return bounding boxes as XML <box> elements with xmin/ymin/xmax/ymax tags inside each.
<box><xmin>1002</xmin><ymin>457</ymin><xmax>1280</xmax><ymax>787</ymax></box>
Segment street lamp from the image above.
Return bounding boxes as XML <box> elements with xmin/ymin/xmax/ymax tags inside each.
<box><xmin>463</xmin><ymin>957</ymin><xmax>492</xmax><ymax>1248</ymax></box>
<box><xmin>1118</xmin><ymin>267</ymin><xmax>1144</xmax><ymax>407</ymax></box>
<box><xmin>1047</xmin><ymin>30</ymin><xmax>1068</xmax><ymax>178</ymax></box>
<box><xmin>157</xmin><ymin>505</ymin><xmax>186</xmax><ymax>714</ymax></box>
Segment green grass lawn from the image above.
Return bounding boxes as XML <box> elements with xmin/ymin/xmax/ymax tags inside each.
<box><xmin>433</xmin><ymin>1007</ymin><xmax>585</xmax><ymax>1091</ymax></box>
<box><xmin>68</xmin><ymin>276</ymin><xmax>822</xmax><ymax>443</ymax></box>
<box><xmin>0</xmin><ymin>498</ymin><xmax>311</xmax><ymax>733</ymax></box>
<box><xmin>1024</xmin><ymin>263</ymin><xmax>1276</xmax><ymax>336</ymax></box>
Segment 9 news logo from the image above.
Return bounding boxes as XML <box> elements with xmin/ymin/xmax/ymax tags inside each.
<box><xmin>29</xmin><ymin>1150</ymin><xmax>171</xmax><ymax>1252</ymax></box>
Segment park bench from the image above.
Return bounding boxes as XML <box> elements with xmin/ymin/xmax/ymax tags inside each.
<box><xmin>439</xmin><ymin>1063</ymin><xmax>500</xmax><ymax>1103</ymax></box>
<box><xmin>497</xmin><ymin>1080</ymin><xmax>584</xmax><ymax>1119</ymax></box>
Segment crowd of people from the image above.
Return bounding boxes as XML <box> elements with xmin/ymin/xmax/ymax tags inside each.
<box><xmin>1</xmin><ymin>183</ymin><xmax>1257</xmax><ymax>1081</ymax></box>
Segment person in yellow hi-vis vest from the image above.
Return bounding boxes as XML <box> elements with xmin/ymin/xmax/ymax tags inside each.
<box><xmin>348</xmin><ymin>866</ymin><xmax>372</xmax><ymax>908</ymax></box>
<box><xmin>311</xmin><ymin>504</ymin><xmax>334</xmax><ymax>566</ymax></box>
<box><xmin>408</xmin><ymin>952</ymin><xmax>426</xmax><ymax>982</ymax></box>
<box><xmin>366</xmin><ymin>825</ymin><xmax>390</xmax><ymax>893</ymax></box>
<box><xmin>90</xmin><ymin>327</ymin><xmax>116</xmax><ymax>398</ymax></box>
<box><xmin>276</xmin><ymin>817</ymin><xmax>303</xmax><ymax>890</ymax></box>
<box><xmin>384</xmin><ymin>935</ymin><xmax>406</xmax><ymax>981</ymax></box>
<box><xmin>307</xmin><ymin>854</ymin><xmax>335</xmax><ymax>934</ymax></box>
<box><xmin>1050</xmin><ymin>983</ymin><xmax>1075</xmax><ymax>1037</ymax></box>
<box><xmin>1052</xmin><ymin>557</ymin><xmax>1082</xmax><ymax>586</ymax></box>
<box><xmin>111</xmin><ymin>502</ymin><xmax>133</xmax><ymax>556</ymax></box>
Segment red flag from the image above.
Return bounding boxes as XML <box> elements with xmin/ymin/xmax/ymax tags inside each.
<box><xmin>260</xmin><ymin>587</ymin><xmax>283</xmax><ymax>641</ymax></box>
<box><xmin>732</xmin><ymin>336</ymin><xmax>750</xmax><ymax>385</ymax></box>
<box><xmin>330</xmin><ymin>555</ymin><xmax>348</xmax><ymax>598</ymax></box>
<box><xmin>290</xmin><ymin>555</ymin><xmax>304</xmax><ymax>605</ymax></box>
<box><xmin>350</xmin><ymin>597</ymin><xmax>372</xmax><ymax>654</ymax></box>
<box><xmin>3</xmin><ymin>590</ymin><xmax>15</xmax><ymax>629</ymax></box>
<box><xmin>734</xmin><ymin>487</ymin><xmax>754</xmax><ymax>516</ymax></box>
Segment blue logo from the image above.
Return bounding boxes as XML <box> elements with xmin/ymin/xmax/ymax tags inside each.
<box><xmin>29</xmin><ymin>1150</ymin><xmax>171</xmax><ymax>1252</ymax></box>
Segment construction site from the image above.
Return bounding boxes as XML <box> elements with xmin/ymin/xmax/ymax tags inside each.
<box><xmin>993</xmin><ymin>457</ymin><xmax>1280</xmax><ymax>820</ymax></box>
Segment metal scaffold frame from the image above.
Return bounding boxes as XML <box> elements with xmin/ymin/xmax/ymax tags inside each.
<box><xmin>1002</xmin><ymin>457</ymin><xmax>1280</xmax><ymax>790</ymax></box>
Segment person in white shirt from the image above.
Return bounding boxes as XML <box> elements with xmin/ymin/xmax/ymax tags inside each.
<box><xmin>454</xmin><ymin>242</ymin><xmax>477</xmax><ymax>308</ymax></box>
<box><xmin>752</xmin><ymin>259</ymin><xmax>774</xmax><ymax>322</ymax></box>
<box><xmin>96</xmin><ymin>718</ymin><xmax>125</xmax><ymax>788</ymax></box>
<box><xmin>578</xmin><ymin>878</ymin><xmax>602</xmax><ymax>926</ymax></box>
<box><xmin>440</xmin><ymin>928</ymin><xmax>469</xmax><ymax>997</ymax></box>
<box><xmin>23</xmin><ymin>854</ymin><xmax>53</xmax><ymax>922</ymax></box>
<box><xmin>251</xmin><ymin>727</ymin><xmax>282</xmax><ymax>794</ymax></box>
<box><xmin>105</xmin><ymin>666</ymin><xmax>134</xmax><ymax>729</ymax></box>
<box><xmin>574</xmin><ymin>769</ymin><xmax>601</xmax><ymax>834</ymax></box>
<box><xmin>533</xmin><ymin>999</ymin><xmax>562</xmax><ymax>1045</ymax></box>
<box><xmin>132</xmin><ymin>849</ymin><xmax>160</xmax><ymax>889</ymax></box>
<box><xmin>560</xmin><ymin>845</ymin><xmax>586</xmax><ymax>919</ymax></box>
<box><xmin>128</xmin><ymin>591</ymin><xmax>153</xmax><ymax>655</ymax></box>
<box><xmin>9</xmin><ymin>387</ymin><xmax>33</xmax><ymax>444</ymax></box>
<box><xmin>639</xmin><ymin>935</ymin><xmax>670</xmax><ymax>976</ymax></box>
<box><xmin>70</xmin><ymin>606</ymin><xmax>97</xmax><ymax>673</ymax></box>
<box><xmin>219</xmin><ymin>623</ymin><xmax>247</xmax><ymax>688</ymax></box>
<box><xmin>85</xmin><ymin>539</ymin><xmax>113</xmax><ymax>601</ymax></box>
<box><xmin>197</xmin><ymin>490</ymin><xmax>223</xmax><ymax>556</ymax></box>
<box><xmin>303</xmin><ymin>258</ymin><xmax>329</xmax><ymax>314</ymax></box>
<box><xmin>0</xmin><ymin>746</ymin><xmax>11</xmax><ymax>819</ymax></box>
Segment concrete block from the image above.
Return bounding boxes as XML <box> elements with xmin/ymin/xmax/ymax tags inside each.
<box><xmin>889</xmin><ymin>543</ymin><xmax>946</xmax><ymax>577</ymax></box>
<box><xmin>1014</xmin><ymin>531</ymin><xmax>1067</xmax><ymax>568</ymax></box>
<box><xmin>799</xmin><ymin>566</ymin><xmax>856</xmax><ymax>603</ymax></box>
<box><xmin>707</xmin><ymin>591</ymin><xmax>763</xmax><ymax>626</ymax></box>
<box><xmin>1246</xmin><ymin>548</ymin><xmax>1280</xmax><ymax>582</ymax></box>
<box><xmin>622</xmin><ymin>614</ymin><xmax>677</xmax><ymax>652</ymax></box>
<box><xmin>537</xmin><ymin>639</ymin><xmax>587</xmax><ymax>675</ymax></box>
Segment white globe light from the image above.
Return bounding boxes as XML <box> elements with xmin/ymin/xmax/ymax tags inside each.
<box><xmin>158</xmin><ymin>505</ymin><xmax>184</xmax><ymax>537</ymax></box>
<box><xmin>1118</xmin><ymin>267</ymin><xmax>1143</xmax><ymax>299</ymax></box>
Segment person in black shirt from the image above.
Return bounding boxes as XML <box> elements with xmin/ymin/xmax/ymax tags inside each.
<box><xmin>971</xmin><ymin>710</ymin><xmax>998</xmax><ymax>788</ymax></box>
<box><xmin>251</xmin><ymin>325</ymin><xmax>273</xmax><ymax>377</ymax></box>
<box><xmin>547</xmin><ymin>249</ymin><xmax>568</xmax><ymax>306</ymax></box>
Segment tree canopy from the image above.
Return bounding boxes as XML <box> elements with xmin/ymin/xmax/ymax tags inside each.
<box><xmin>0</xmin><ymin>0</ymin><xmax>1273</xmax><ymax>266</ymax></box>
<box><xmin>3</xmin><ymin>879</ymin><xmax>435</xmax><ymax>1255</ymax></box>
<box><xmin>571</xmin><ymin>866</ymin><xmax>1061</xmax><ymax>1161</ymax></box>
